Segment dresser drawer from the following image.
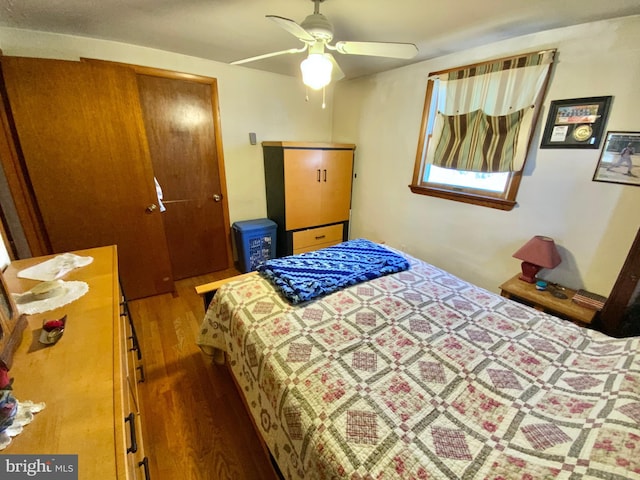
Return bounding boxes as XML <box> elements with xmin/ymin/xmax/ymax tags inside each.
<box><xmin>292</xmin><ymin>224</ymin><xmax>343</xmax><ymax>254</ymax></box>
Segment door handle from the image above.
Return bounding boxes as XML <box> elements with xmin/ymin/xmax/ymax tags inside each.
<box><xmin>145</xmin><ymin>204</ymin><xmax>157</xmax><ymax>214</ymax></box>
<box><xmin>317</xmin><ymin>169</ymin><xmax>321</xmax><ymax>182</ymax></box>
<box><xmin>213</xmin><ymin>194</ymin><xmax>222</xmax><ymax>202</ymax></box>
<box><xmin>323</xmin><ymin>169</ymin><xmax>327</xmax><ymax>182</ymax></box>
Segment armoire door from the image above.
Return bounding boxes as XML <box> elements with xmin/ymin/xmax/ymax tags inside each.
<box><xmin>135</xmin><ymin>73</ymin><xmax>230</xmax><ymax>279</ymax></box>
<box><xmin>284</xmin><ymin>149</ymin><xmax>324</xmax><ymax>230</ymax></box>
<box><xmin>1</xmin><ymin>57</ymin><xmax>174</xmax><ymax>299</ymax></box>
<box><xmin>318</xmin><ymin>149</ymin><xmax>354</xmax><ymax>226</ymax></box>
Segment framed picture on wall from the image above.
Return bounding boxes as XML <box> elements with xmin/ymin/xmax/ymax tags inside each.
<box><xmin>592</xmin><ymin>131</ymin><xmax>640</xmax><ymax>186</ymax></box>
<box><xmin>540</xmin><ymin>96</ymin><xmax>612</xmax><ymax>149</ymax></box>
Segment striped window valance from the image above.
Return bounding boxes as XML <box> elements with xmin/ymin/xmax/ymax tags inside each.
<box><xmin>433</xmin><ymin>107</ymin><xmax>534</xmax><ymax>172</ymax></box>
<box><xmin>446</xmin><ymin>52</ymin><xmax>551</xmax><ymax>81</ymax></box>
<box><xmin>427</xmin><ymin>50</ymin><xmax>554</xmax><ymax>172</ymax></box>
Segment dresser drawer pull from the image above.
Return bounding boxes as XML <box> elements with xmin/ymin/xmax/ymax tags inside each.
<box><xmin>137</xmin><ymin>365</ymin><xmax>146</xmax><ymax>383</ymax></box>
<box><xmin>138</xmin><ymin>457</ymin><xmax>151</xmax><ymax>480</ymax></box>
<box><xmin>125</xmin><ymin>413</ymin><xmax>138</xmax><ymax>454</ymax></box>
<box><xmin>124</xmin><ymin>313</ymin><xmax>143</xmax><ymax>361</ymax></box>
<box><xmin>315</xmin><ymin>235</ymin><xmax>326</xmax><ymax>240</ymax></box>
<box><xmin>128</xmin><ymin>335</ymin><xmax>139</xmax><ymax>353</ymax></box>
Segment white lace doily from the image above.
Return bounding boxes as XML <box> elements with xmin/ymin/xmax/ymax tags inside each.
<box><xmin>12</xmin><ymin>281</ymin><xmax>89</xmax><ymax>315</ymax></box>
<box><xmin>17</xmin><ymin>253</ymin><xmax>93</xmax><ymax>282</ymax></box>
<box><xmin>0</xmin><ymin>399</ymin><xmax>46</xmax><ymax>450</ymax></box>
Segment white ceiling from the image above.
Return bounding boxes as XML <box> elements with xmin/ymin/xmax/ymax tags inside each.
<box><xmin>1</xmin><ymin>0</ymin><xmax>639</xmax><ymax>80</ymax></box>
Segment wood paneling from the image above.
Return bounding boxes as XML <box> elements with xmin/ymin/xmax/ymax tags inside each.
<box><xmin>0</xmin><ymin>70</ymin><xmax>49</xmax><ymax>257</ymax></box>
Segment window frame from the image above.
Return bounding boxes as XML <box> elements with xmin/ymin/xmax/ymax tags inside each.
<box><xmin>409</xmin><ymin>51</ymin><xmax>555</xmax><ymax>211</ymax></box>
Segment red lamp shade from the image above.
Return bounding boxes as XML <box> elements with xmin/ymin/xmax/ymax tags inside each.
<box><xmin>512</xmin><ymin>235</ymin><xmax>562</xmax><ymax>283</ymax></box>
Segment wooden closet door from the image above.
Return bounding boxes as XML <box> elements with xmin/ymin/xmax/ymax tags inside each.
<box><xmin>319</xmin><ymin>149</ymin><xmax>354</xmax><ymax>226</ymax></box>
<box><xmin>136</xmin><ymin>74</ymin><xmax>230</xmax><ymax>279</ymax></box>
<box><xmin>1</xmin><ymin>57</ymin><xmax>174</xmax><ymax>299</ymax></box>
<box><xmin>284</xmin><ymin>149</ymin><xmax>323</xmax><ymax>230</ymax></box>
<box><xmin>599</xmin><ymin>226</ymin><xmax>640</xmax><ymax>336</ymax></box>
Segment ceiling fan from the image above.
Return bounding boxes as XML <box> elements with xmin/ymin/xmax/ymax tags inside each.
<box><xmin>230</xmin><ymin>0</ymin><xmax>418</xmax><ymax>90</ymax></box>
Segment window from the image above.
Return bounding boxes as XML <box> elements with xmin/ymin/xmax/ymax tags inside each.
<box><xmin>410</xmin><ymin>50</ymin><xmax>555</xmax><ymax>210</ymax></box>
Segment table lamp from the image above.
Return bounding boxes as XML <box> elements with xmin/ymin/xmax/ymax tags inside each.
<box><xmin>512</xmin><ymin>235</ymin><xmax>561</xmax><ymax>283</ymax></box>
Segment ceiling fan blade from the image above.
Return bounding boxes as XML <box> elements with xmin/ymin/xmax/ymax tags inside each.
<box><xmin>326</xmin><ymin>53</ymin><xmax>345</xmax><ymax>82</ymax></box>
<box><xmin>230</xmin><ymin>45</ymin><xmax>307</xmax><ymax>65</ymax></box>
<box><xmin>334</xmin><ymin>41</ymin><xmax>418</xmax><ymax>59</ymax></box>
<box><xmin>267</xmin><ymin>15</ymin><xmax>315</xmax><ymax>42</ymax></box>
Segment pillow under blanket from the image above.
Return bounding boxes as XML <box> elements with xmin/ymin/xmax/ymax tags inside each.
<box><xmin>256</xmin><ymin>238</ymin><xmax>410</xmax><ymax>304</ymax></box>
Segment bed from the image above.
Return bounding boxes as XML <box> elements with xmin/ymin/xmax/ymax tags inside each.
<box><xmin>196</xmin><ymin>240</ymin><xmax>640</xmax><ymax>479</ymax></box>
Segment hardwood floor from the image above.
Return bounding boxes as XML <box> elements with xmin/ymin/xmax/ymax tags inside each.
<box><xmin>128</xmin><ymin>268</ymin><xmax>278</xmax><ymax>480</ymax></box>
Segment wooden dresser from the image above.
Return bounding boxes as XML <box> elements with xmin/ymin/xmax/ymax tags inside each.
<box><xmin>2</xmin><ymin>245</ymin><xmax>149</xmax><ymax>479</ymax></box>
<box><xmin>263</xmin><ymin>141</ymin><xmax>355</xmax><ymax>256</ymax></box>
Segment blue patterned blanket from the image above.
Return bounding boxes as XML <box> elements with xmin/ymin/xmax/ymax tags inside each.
<box><xmin>256</xmin><ymin>238</ymin><xmax>409</xmax><ymax>304</ymax></box>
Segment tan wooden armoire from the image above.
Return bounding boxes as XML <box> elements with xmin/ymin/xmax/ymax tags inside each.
<box><xmin>262</xmin><ymin>142</ymin><xmax>355</xmax><ymax>257</ymax></box>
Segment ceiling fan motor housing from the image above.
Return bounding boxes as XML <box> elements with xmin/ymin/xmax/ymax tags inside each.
<box><xmin>301</xmin><ymin>13</ymin><xmax>334</xmax><ymax>42</ymax></box>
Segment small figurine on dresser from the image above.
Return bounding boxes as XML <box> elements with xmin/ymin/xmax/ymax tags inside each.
<box><xmin>0</xmin><ymin>360</ymin><xmax>17</xmax><ymax>433</ymax></box>
<box><xmin>0</xmin><ymin>359</ymin><xmax>45</xmax><ymax>450</ymax></box>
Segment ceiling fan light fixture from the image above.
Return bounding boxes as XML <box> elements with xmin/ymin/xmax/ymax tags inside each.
<box><xmin>300</xmin><ymin>53</ymin><xmax>333</xmax><ymax>90</ymax></box>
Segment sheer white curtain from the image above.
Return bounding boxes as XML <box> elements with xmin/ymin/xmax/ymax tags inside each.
<box><xmin>426</xmin><ymin>50</ymin><xmax>555</xmax><ymax>172</ymax></box>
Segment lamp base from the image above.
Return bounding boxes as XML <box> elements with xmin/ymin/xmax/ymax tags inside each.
<box><xmin>518</xmin><ymin>261</ymin><xmax>541</xmax><ymax>283</ymax></box>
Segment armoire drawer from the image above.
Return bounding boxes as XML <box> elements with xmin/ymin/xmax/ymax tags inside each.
<box><xmin>292</xmin><ymin>224</ymin><xmax>343</xmax><ymax>254</ymax></box>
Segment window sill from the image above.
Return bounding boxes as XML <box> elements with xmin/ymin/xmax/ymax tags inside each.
<box><xmin>408</xmin><ymin>184</ymin><xmax>517</xmax><ymax>211</ymax></box>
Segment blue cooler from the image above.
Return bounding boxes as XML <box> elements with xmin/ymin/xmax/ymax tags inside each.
<box><xmin>232</xmin><ymin>219</ymin><xmax>277</xmax><ymax>273</ymax></box>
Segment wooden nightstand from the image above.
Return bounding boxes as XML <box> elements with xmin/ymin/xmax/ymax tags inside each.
<box><xmin>499</xmin><ymin>274</ymin><xmax>597</xmax><ymax>325</ymax></box>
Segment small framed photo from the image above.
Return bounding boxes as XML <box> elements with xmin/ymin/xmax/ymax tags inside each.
<box><xmin>540</xmin><ymin>96</ymin><xmax>612</xmax><ymax>149</ymax></box>
<box><xmin>592</xmin><ymin>131</ymin><xmax>640</xmax><ymax>186</ymax></box>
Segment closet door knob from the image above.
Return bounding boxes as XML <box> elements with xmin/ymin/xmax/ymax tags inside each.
<box><xmin>213</xmin><ymin>194</ymin><xmax>222</xmax><ymax>202</ymax></box>
<box><xmin>145</xmin><ymin>204</ymin><xmax>157</xmax><ymax>214</ymax></box>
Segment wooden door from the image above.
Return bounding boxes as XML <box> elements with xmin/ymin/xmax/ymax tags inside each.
<box><xmin>284</xmin><ymin>149</ymin><xmax>323</xmax><ymax>230</ymax></box>
<box><xmin>319</xmin><ymin>149</ymin><xmax>354</xmax><ymax>226</ymax></box>
<box><xmin>1</xmin><ymin>57</ymin><xmax>174</xmax><ymax>299</ymax></box>
<box><xmin>136</xmin><ymin>73</ymin><xmax>230</xmax><ymax>279</ymax></box>
<box><xmin>599</xmin><ymin>227</ymin><xmax>640</xmax><ymax>336</ymax></box>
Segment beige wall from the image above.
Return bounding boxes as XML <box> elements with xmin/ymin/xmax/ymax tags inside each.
<box><xmin>333</xmin><ymin>15</ymin><xmax>640</xmax><ymax>296</ymax></box>
<box><xmin>0</xmin><ymin>27</ymin><xmax>334</xmax><ymax>225</ymax></box>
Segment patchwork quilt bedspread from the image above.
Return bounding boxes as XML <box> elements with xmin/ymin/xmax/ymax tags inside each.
<box><xmin>197</xmin><ymin>250</ymin><xmax>640</xmax><ymax>479</ymax></box>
